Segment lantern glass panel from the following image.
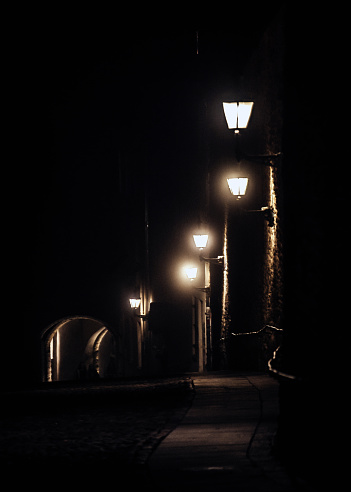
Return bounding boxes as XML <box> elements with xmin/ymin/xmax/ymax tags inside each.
<box><xmin>185</xmin><ymin>267</ymin><xmax>198</xmax><ymax>280</ymax></box>
<box><xmin>227</xmin><ymin>177</ymin><xmax>248</xmax><ymax>196</ymax></box>
<box><xmin>129</xmin><ymin>298</ymin><xmax>141</xmax><ymax>309</ymax></box>
<box><xmin>193</xmin><ymin>234</ymin><xmax>209</xmax><ymax>249</ymax></box>
<box><xmin>223</xmin><ymin>102</ymin><xmax>253</xmax><ymax>129</ymax></box>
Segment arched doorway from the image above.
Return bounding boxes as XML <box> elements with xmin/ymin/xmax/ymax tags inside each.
<box><xmin>41</xmin><ymin>316</ymin><xmax>117</xmax><ymax>382</ymax></box>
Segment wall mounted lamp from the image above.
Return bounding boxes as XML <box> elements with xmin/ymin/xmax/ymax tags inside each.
<box><xmin>193</xmin><ymin>233</ymin><xmax>224</xmax><ymax>268</ymax></box>
<box><xmin>223</xmin><ymin>102</ymin><xmax>254</xmax><ymax>133</ymax></box>
<box><xmin>226</xmin><ymin>177</ymin><xmax>249</xmax><ymax>199</ymax></box>
<box><xmin>184</xmin><ymin>264</ymin><xmax>211</xmax><ymax>293</ymax></box>
<box><xmin>129</xmin><ymin>297</ymin><xmax>141</xmax><ymax>309</ymax></box>
<box><xmin>193</xmin><ymin>234</ymin><xmax>209</xmax><ymax>250</ymax></box>
<box><xmin>129</xmin><ymin>297</ymin><xmax>148</xmax><ymax>319</ymax></box>
<box><xmin>184</xmin><ymin>266</ymin><xmax>198</xmax><ymax>281</ymax></box>
<box><xmin>226</xmin><ymin>179</ymin><xmax>275</xmax><ymax>227</ymax></box>
<box><xmin>223</xmin><ymin>101</ymin><xmax>282</xmax><ymax>165</ymax></box>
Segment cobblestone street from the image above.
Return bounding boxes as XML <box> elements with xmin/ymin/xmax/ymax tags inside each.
<box><xmin>1</xmin><ymin>377</ymin><xmax>194</xmax><ymax>486</ymax></box>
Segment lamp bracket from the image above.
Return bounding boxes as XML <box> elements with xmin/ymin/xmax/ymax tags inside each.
<box><xmin>244</xmin><ymin>152</ymin><xmax>282</xmax><ymax>167</ymax></box>
<box><xmin>200</xmin><ymin>255</ymin><xmax>224</xmax><ymax>266</ymax></box>
<box><xmin>244</xmin><ymin>206</ymin><xmax>275</xmax><ymax>227</ymax></box>
<box><xmin>233</xmin><ymin>131</ymin><xmax>282</xmax><ymax>166</ymax></box>
<box><xmin>194</xmin><ymin>287</ymin><xmax>210</xmax><ymax>294</ymax></box>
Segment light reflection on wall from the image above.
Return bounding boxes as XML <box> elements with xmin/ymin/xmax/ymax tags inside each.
<box><xmin>263</xmin><ymin>165</ymin><xmax>282</xmax><ymax>325</ymax></box>
<box><xmin>267</xmin><ymin>166</ymin><xmax>277</xmax><ymax>294</ymax></box>
<box><xmin>220</xmin><ymin>202</ymin><xmax>230</xmax><ymax>365</ymax></box>
<box><xmin>49</xmin><ymin>330</ymin><xmax>59</xmax><ymax>382</ymax></box>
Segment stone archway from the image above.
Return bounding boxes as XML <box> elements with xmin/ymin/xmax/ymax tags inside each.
<box><xmin>41</xmin><ymin>316</ymin><xmax>117</xmax><ymax>382</ymax></box>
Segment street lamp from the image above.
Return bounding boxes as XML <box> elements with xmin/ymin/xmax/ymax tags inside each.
<box><xmin>226</xmin><ymin>177</ymin><xmax>275</xmax><ymax>227</ymax></box>
<box><xmin>227</xmin><ymin>177</ymin><xmax>249</xmax><ymax>199</ymax></box>
<box><xmin>223</xmin><ymin>102</ymin><xmax>254</xmax><ymax>133</ymax></box>
<box><xmin>184</xmin><ymin>266</ymin><xmax>198</xmax><ymax>281</ymax></box>
<box><xmin>193</xmin><ymin>234</ymin><xmax>209</xmax><ymax>250</ymax></box>
<box><xmin>129</xmin><ymin>297</ymin><xmax>141</xmax><ymax>309</ymax></box>
<box><xmin>129</xmin><ymin>296</ymin><xmax>148</xmax><ymax>319</ymax></box>
<box><xmin>223</xmin><ymin>101</ymin><xmax>282</xmax><ymax>165</ymax></box>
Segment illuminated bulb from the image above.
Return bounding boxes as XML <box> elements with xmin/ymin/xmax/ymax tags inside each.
<box><xmin>129</xmin><ymin>298</ymin><xmax>141</xmax><ymax>309</ymax></box>
<box><xmin>193</xmin><ymin>234</ymin><xmax>209</xmax><ymax>249</ymax></box>
<box><xmin>227</xmin><ymin>177</ymin><xmax>248</xmax><ymax>197</ymax></box>
<box><xmin>223</xmin><ymin>102</ymin><xmax>254</xmax><ymax>130</ymax></box>
<box><xmin>185</xmin><ymin>267</ymin><xmax>198</xmax><ymax>281</ymax></box>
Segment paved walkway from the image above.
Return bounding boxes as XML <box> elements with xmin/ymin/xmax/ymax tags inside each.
<box><xmin>149</xmin><ymin>373</ymin><xmax>296</xmax><ymax>491</ymax></box>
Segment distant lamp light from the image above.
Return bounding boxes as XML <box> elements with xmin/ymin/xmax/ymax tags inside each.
<box><xmin>129</xmin><ymin>298</ymin><xmax>141</xmax><ymax>309</ymax></box>
<box><xmin>223</xmin><ymin>102</ymin><xmax>254</xmax><ymax>131</ymax></box>
<box><xmin>227</xmin><ymin>177</ymin><xmax>249</xmax><ymax>199</ymax></box>
<box><xmin>193</xmin><ymin>234</ymin><xmax>209</xmax><ymax>250</ymax></box>
<box><xmin>185</xmin><ymin>267</ymin><xmax>198</xmax><ymax>281</ymax></box>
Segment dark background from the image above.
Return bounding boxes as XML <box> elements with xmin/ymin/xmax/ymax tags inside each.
<box><xmin>6</xmin><ymin>2</ymin><xmax>347</xmax><ymax>368</ymax></box>
<box><xmin>4</xmin><ymin>3</ymin><xmax>348</xmax><ymax>485</ymax></box>
<box><xmin>8</xmin><ymin>5</ymin><xmax>281</xmax><ymax>346</ymax></box>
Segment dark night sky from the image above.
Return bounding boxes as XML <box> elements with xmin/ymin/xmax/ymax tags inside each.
<box><xmin>8</xmin><ymin>4</ymin><xmax>284</xmax><ymax>323</ymax></box>
<box><xmin>8</xmin><ymin>1</ymin><xmax>347</xmax><ymax>372</ymax></box>
<box><xmin>4</xmin><ymin>7</ymin><xmax>348</xmax><ymax>477</ymax></box>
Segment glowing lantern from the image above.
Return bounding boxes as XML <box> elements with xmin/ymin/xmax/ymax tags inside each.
<box><xmin>129</xmin><ymin>298</ymin><xmax>141</xmax><ymax>309</ymax></box>
<box><xmin>193</xmin><ymin>234</ymin><xmax>209</xmax><ymax>249</ymax></box>
<box><xmin>184</xmin><ymin>267</ymin><xmax>198</xmax><ymax>281</ymax></box>
<box><xmin>227</xmin><ymin>177</ymin><xmax>248</xmax><ymax>198</ymax></box>
<box><xmin>223</xmin><ymin>102</ymin><xmax>254</xmax><ymax>132</ymax></box>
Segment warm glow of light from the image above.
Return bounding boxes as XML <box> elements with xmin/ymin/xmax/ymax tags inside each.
<box><xmin>184</xmin><ymin>266</ymin><xmax>198</xmax><ymax>280</ymax></box>
<box><xmin>193</xmin><ymin>234</ymin><xmax>209</xmax><ymax>249</ymax></box>
<box><xmin>266</xmin><ymin>166</ymin><xmax>278</xmax><ymax>313</ymax></box>
<box><xmin>227</xmin><ymin>177</ymin><xmax>248</xmax><ymax>197</ymax></box>
<box><xmin>221</xmin><ymin>204</ymin><xmax>229</xmax><ymax>339</ymax></box>
<box><xmin>129</xmin><ymin>298</ymin><xmax>141</xmax><ymax>309</ymax></box>
<box><xmin>50</xmin><ymin>337</ymin><xmax>54</xmax><ymax>360</ymax></box>
<box><xmin>223</xmin><ymin>102</ymin><xmax>254</xmax><ymax>129</ymax></box>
